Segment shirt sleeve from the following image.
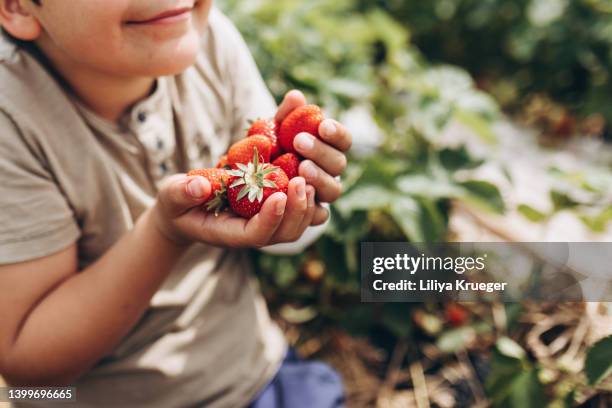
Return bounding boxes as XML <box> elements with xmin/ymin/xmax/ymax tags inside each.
<box><xmin>0</xmin><ymin>112</ymin><xmax>80</xmax><ymax>264</ymax></box>
<box><xmin>209</xmin><ymin>8</ymin><xmax>278</xmax><ymax>142</ymax></box>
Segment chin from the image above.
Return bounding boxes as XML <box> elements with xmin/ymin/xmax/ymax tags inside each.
<box><xmin>130</xmin><ymin>33</ymin><xmax>202</xmax><ymax>77</ymax></box>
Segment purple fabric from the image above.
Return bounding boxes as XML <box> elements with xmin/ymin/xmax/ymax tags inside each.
<box><xmin>247</xmin><ymin>349</ymin><xmax>345</xmax><ymax>408</ymax></box>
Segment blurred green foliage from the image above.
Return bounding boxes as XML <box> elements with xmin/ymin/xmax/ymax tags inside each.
<box><xmin>218</xmin><ymin>0</ymin><xmax>611</xmax><ymax>405</ymax></box>
<box><xmin>367</xmin><ymin>0</ymin><xmax>612</xmax><ymax>124</ymax></box>
<box><xmin>218</xmin><ymin>0</ymin><xmax>504</xmax><ymax>297</ymax></box>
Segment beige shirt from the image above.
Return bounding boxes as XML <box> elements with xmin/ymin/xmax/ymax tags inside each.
<box><xmin>0</xmin><ymin>8</ymin><xmax>288</xmax><ymax>408</ymax></box>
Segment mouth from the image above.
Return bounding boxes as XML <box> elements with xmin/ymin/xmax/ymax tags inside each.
<box><xmin>127</xmin><ymin>7</ymin><xmax>193</xmax><ymax>25</ymax></box>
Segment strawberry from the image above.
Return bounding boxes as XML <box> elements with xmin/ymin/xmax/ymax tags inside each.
<box><xmin>444</xmin><ymin>303</ymin><xmax>469</xmax><ymax>327</ymax></box>
<box><xmin>278</xmin><ymin>105</ymin><xmax>324</xmax><ymax>154</ymax></box>
<box><xmin>186</xmin><ymin>168</ymin><xmax>230</xmax><ymax>214</ymax></box>
<box><xmin>248</xmin><ymin>118</ymin><xmax>281</xmax><ymax>159</ymax></box>
<box><xmin>272</xmin><ymin>153</ymin><xmax>301</xmax><ymax>180</ymax></box>
<box><xmin>216</xmin><ymin>154</ymin><xmax>230</xmax><ymax>169</ymax></box>
<box><xmin>227</xmin><ymin>150</ymin><xmax>289</xmax><ymax>218</ymax></box>
<box><xmin>227</xmin><ymin>135</ymin><xmax>272</xmax><ymax>166</ymax></box>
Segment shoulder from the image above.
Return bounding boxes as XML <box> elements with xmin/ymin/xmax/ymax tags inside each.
<box><xmin>206</xmin><ymin>7</ymin><xmax>247</xmax><ymax>48</ymax></box>
<box><xmin>195</xmin><ymin>7</ymin><xmax>252</xmax><ymax>78</ymax></box>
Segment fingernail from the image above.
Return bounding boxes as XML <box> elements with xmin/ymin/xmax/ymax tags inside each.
<box><xmin>303</xmin><ymin>162</ymin><xmax>317</xmax><ymax>181</ymax></box>
<box><xmin>296</xmin><ymin>180</ymin><xmax>306</xmax><ymax>200</ymax></box>
<box><xmin>295</xmin><ymin>133</ymin><xmax>314</xmax><ymax>151</ymax></box>
<box><xmin>322</xmin><ymin>120</ymin><xmax>336</xmax><ymax>137</ymax></box>
<box><xmin>187</xmin><ymin>178</ymin><xmax>205</xmax><ymax>198</ymax></box>
<box><xmin>275</xmin><ymin>198</ymin><xmax>286</xmax><ymax>215</ymax></box>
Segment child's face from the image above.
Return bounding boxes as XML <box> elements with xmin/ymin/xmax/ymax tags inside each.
<box><xmin>29</xmin><ymin>0</ymin><xmax>213</xmax><ymax>77</ymax></box>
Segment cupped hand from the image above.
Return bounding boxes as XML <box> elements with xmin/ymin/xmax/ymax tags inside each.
<box><xmin>275</xmin><ymin>90</ymin><xmax>352</xmax><ymax>225</ymax></box>
<box><xmin>151</xmin><ymin>173</ymin><xmax>315</xmax><ymax>248</ymax></box>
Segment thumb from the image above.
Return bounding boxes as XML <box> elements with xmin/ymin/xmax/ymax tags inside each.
<box><xmin>159</xmin><ymin>174</ymin><xmax>212</xmax><ymax>217</ymax></box>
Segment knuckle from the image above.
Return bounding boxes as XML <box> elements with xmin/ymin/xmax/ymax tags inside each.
<box><xmin>336</xmin><ymin>154</ymin><xmax>348</xmax><ymax>174</ymax></box>
<box><xmin>253</xmin><ymin>235</ymin><xmax>270</xmax><ymax>249</ymax></box>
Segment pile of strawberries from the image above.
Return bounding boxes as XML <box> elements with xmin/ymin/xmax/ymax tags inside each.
<box><xmin>188</xmin><ymin>105</ymin><xmax>325</xmax><ymax>218</ymax></box>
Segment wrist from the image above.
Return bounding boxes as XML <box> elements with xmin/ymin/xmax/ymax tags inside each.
<box><xmin>146</xmin><ymin>205</ymin><xmax>193</xmax><ymax>251</ymax></box>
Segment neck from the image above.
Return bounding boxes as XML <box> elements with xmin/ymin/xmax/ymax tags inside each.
<box><xmin>35</xmin><ymin>37</ymin><xmax>154</xmax><ymax>123</ymax></box>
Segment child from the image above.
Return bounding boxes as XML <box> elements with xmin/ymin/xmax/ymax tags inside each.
<box><xmin>0</xmin><ymin>1</ymin><xmax>351</xmax><ymax>407</ymax></box>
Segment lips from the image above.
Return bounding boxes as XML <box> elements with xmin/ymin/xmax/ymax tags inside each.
<box><xmin>127</xmin><ymin>7</ymin><xmax>192</xmax><ymax>25</ymax></box>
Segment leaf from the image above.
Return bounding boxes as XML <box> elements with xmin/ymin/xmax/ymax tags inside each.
<box><xmin>504</xmin><ymin>369</ymin><xmax>546</xmax><ymax>408</ymax></box>
<box><xmin>496</xmin><ymin>337</ymin><xmax>527</xmax><ymax>360</ymax></box>
<box><xmin>388</xmin><ymin>196</ymin><xmax>424</xmax><ymax>241</ymax></box>
<box><xmin>326</xmin><ymin>209</ymin><xmax>369</xmax><ymax>242</ymax></box>
<box><xmin>455</xmin><ymin>109</ymin><xmax>496</xmax><ymax>144</ymax></box>
<box><xmin>585</xmin><ymin>335</ymin><xmax>612</xmax><ymax>385</ymax></box>
<box><xmin>517</xmin><ymin>204</ymin><xmax>549</xmax><ymax>222</ymax></box>
<box><xmin>437</xmin><ymin>327</ymin><xmax>476</xmax><ymax>353</ymax></box>
<box><xmin>396</xmin><ymin>174</ymin><xmax>464</xmax><ymax>199</ymax></box>
<box><xmin>550</xmin><ymin>190</ymin><xmax>580</xmax><ymax>212</ymax></box>
<box><xmin>439</xmin><ymin>146</ymin><xmax>484</xmax><ymax>171</ymax></box>
<box><xmin>458</xmin><ymin>180</ymin><xmax>506</xmax><ymax>214</ymax></box>
<box><xmin>333</xmin><ymin>184</ymin><xmax>395</xmax><ymax>217</ymax></box>
<box><xmin>579</xmin><ymin>207</ymin><xmax>612</xmax><ymax>233</ymax></box>
<box><xmin>486</xmin><ymin>352</ymin><xmax>546</xmax><ymax>408</ymax></box>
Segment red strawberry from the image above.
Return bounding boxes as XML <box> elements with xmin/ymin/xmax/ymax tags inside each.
<box><xmin>227</xmin><ymin>151</ymin><xmax>289</xmax><ymax>218</ymax></box>
<box><xmin>227</xmin><ymin>135</ymin><xmax>272</xmax><ymax>166</ymax></box>
<box><xmin>445</xmin><ymin>303</ymin><xmax>469</xmax><ymax>327</ymax></box>
<box><xmin>216</xmin><ymin>154</ymin><xmax>230</xmax><ymax>169</ymax></box>
<box><xmin>272</xmin><ymin>153</ymin><xmax>301</xmax><ymax>180</ymax></box>
<box><xmin>278</xmin><ymin>105</ymin><xmax>324</xmax><ymax>154</ymax></box>
<box><xmin>186</xmin><ymin>168</ymin><xmax>230</xmax><ymax>214</ymax></box>
<box><xmin>248</xmin><ymin>118</ymin><xmax>281</xmax><ymax>159</ymax></box>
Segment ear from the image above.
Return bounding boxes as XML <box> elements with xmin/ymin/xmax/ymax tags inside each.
<box><xmin>0</xmin><ymin>0</ymin><xmax>42</xmax><ymax>41</ymax></box>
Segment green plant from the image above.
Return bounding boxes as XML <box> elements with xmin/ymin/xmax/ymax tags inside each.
<box><xmin>364</xmin><ymin>0</ymin><xmax>612</xmax><ymax>130</ymax></box>
<box><xmin>218</xmin><ymin>1</ymin><xmax>610</xmax><ymax>406</ymax></box>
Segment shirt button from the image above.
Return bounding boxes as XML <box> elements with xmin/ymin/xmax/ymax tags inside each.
<box><xmin>137</xmin><ymin>111</ymin><xmax>147</xmax><ymax>123</ymax></box>
<box><xmin>160</xmin><ymin>162</ymin><xmax>168</xmax><ymax>174</ymax></box>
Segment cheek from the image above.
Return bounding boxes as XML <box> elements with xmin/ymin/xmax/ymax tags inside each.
<box><xmin>42</xmin><ymin>3</ymin><xmax>128</xmax><ymax>67</ymax></box>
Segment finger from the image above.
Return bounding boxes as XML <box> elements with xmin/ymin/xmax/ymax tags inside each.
<box><xmin>174</xmin><ymin>193</ymin><xmax>286</xmax><ymax>248</ymax></box>
<box><xmin>311</xmin><ymin>205</ymin><xmax>330</xmax><ymax>226</ymax></box>
<box><xmin>294</xmin><ymin>132</ymin><xmax>347</xmax><ymax>177</ymax></box>
<box><xmin>296</xmin><ymin>185</ymin><xmax>317</xmax><ymax>233</ymax></box>
<box><xmin>319</xmin><ymin>119</ymin><xmax>352</xmax><ymax>152</ymax></box>
<box><xmin>299</xmin><ymin>160</ymin><xmax>343</xmax><ymax>203</ymax></box>
<box><xmin>242</xmin><ymin>192</ymin><xmax>288</xmax><ymax>247</ymax></box>
<box><xmin>159</xmin><ymin>174</ymin><xmax>212</xmax><ymax>217</ymax></box>
<box><xmin>275</xmin><ymin>90</ymin><xmax>307</xmax><ymax>122</ymax></box>
<box><xmin>271</xmin><ymin>177</ymin><xmax>308</xmax><ymax>242</ymax></box>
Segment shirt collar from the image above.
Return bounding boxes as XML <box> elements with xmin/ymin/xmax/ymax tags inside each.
<box><xmin>72</xmin><ymin>77</ymin><xmax>170</xmax><ymax>134</ymax></box>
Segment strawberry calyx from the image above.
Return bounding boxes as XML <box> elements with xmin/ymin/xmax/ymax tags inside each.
<box><xmin>204</xmin><ymin>181</ymin><xmax>228</xmax><ymax>215</ymax></box>
<box><xmin>228</xmin><ymin>148</ymin><xmax>279</xmax><ymax>203</ymax></box>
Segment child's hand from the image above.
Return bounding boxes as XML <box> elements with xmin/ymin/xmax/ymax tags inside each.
<box><xmin>151</xmin><ymin>173</ymin><xmax>315</xmax><ymax>248</ymax></box>
<box><xmin>275</xmin><ymin>90</ymin><xmax>352</xmax><ymax>225</ymax></box>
